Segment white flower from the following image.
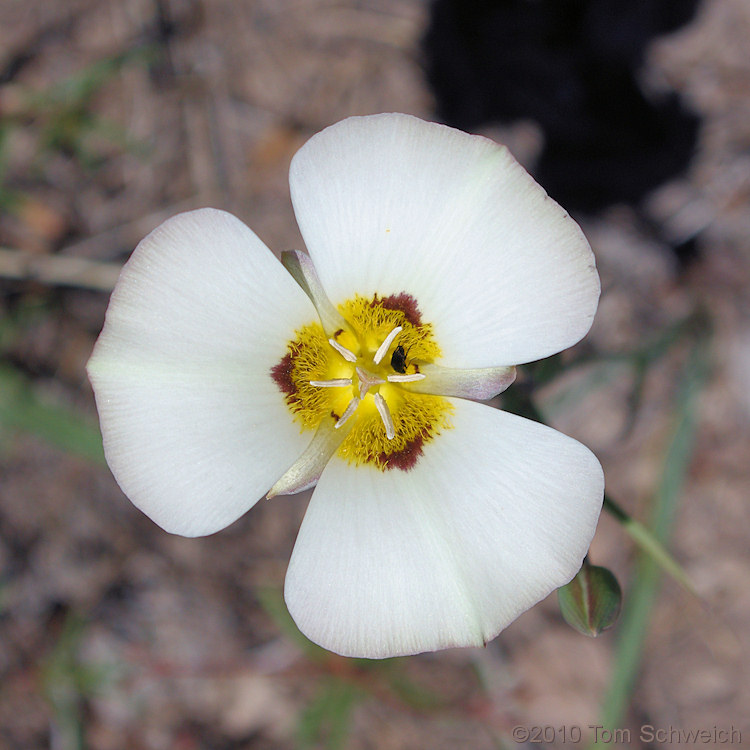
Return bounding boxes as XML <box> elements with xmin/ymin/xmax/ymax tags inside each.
<box><xmin>87</xmin><ymin>113</ymin><xmax>604</xmax><ymax>658</ymax></box>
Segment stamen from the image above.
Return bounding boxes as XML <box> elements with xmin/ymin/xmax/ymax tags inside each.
<box><xmin>309</xmin><ymin>378</ymin><xmax>353</xmax><ymax>388</ymax></box>
<box><xmin>335</xmin><ymin>397</ymin><xmax>360</xmax><ymax>429</ymax></box>
<box><xmin>373</xmin><ymin>325</ymin><xmax>403</xmax><ymax>365</ymax></box>
<box><xmin>387</xmin><ymin>373</ymin><xmax>426</xmax><ymax>383</ymax></box>
<box><xmin>328</xmin><ymin>338</ymin><xmax>357</xmax><ymax>362</ymax></box>
<box><xmin>355</xmin><ymin>366</ymin><xmax>386</xmax><ymax>398</ymax></box>
<box><xmin>373</xmin><ymin>392</ymin><xmax>395</xmax><ymax>440</ymax></box>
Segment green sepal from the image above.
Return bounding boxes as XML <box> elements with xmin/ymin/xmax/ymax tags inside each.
<box><xmin>558</xmin><ymin>563</ymin><xmax>622</xmax><ymax>637</ymax></box>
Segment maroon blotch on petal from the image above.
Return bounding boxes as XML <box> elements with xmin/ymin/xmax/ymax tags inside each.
<box><xmin>380</xmin><ymin>435</ymin><xmax>424</xmax><ymax>471</ymax></box>
<box><xmin>271</xmin><ymin>352</ymin><xmax>297</xmax><ymax>396</ymax></box>
<box><xmin>375</xmin><ymin>292</ymin><xmax>423</xmax><ymax>327</ymax></box>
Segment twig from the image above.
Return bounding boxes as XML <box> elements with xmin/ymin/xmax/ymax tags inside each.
<box><xmin>0</xmin><ymin>247</ymin><xmax>120</xmax><ymax>292</ymax></box>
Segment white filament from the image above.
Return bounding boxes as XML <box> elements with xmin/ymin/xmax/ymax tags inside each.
<box><xmin>309</xmin><ymin>378</ymin><xmax>353</xmax><ymax>388</ymax></box>
<box><xmin>335</xmin><ymin>397</ymin><xmax>360</xmax><ymax>429</ymax></box>
<box><xmin>328</xmin><ymin>338</ymin><xmax>357</xmax><ymax>362</ymax></box>
<box><xmin>373</xmin><ymin>325</ymin><xmax>402</xmax><ymax>365</ymax></box>
<box><xmin>373</xmin><ymin>392</ymin><xmax>395</xmax><ymax>440</ymax></box>
<box><xmin>387</xmin><ymin>373</ymin><xmax>426</xmax><ymax>383</ymax></box>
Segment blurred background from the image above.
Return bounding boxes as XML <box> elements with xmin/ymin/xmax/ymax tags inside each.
<box><xmin>0</xmin><ymin>0</ymin><xmax>748</xmax><ymax>748</ymax></box>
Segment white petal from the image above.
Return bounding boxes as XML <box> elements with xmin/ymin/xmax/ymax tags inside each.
<box><xmin>290</xmin><ymin>113</ymin><xmax>599</xmax><ymax>368</ymax></box>
<box><xmin>87</xmin><ymin>209</ymin><xmax>316</xmax><ymax>537</ymax></box>
<box><xmin>406</xmin><ymin>363</ymin><xmax>516</xmax><ymax>400</ymax></box>
<box><xmin>284</xmin><ymin>398</ymin><xmax>603</xmax><ymax>658</ymax></box>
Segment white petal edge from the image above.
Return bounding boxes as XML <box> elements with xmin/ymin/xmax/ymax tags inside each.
<box><xmin>289</xmin><ymin>113</ymin><xmax>600</xmax><ymax>368</ymax></box>
<box><xmin>284</xmin><ymin>398</ymin><xmax>604</xmax><ymax>658</ymax></box>
<box><xmin>87</xmin><ymin>208</ymin><xmax>316</xmax><ymax>537</ymax></box>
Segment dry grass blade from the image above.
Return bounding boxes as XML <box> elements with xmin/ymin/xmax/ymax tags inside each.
<box><xmin>0</xmin><ymin>247</ymin><xmax>120</xmax><ymax>291</ymax></box>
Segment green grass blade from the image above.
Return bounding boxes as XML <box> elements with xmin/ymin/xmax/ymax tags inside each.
<box><xmin>593</xmin><ymin>335</ymin><xmax>711</xmax><ymax>743</ymax></box>
<box><xmin>0</xmin><ymin>364</ymin><xmax>104</xmax><ymax>464</ymax></box>
<box><xmin>297</xmin><ymin>679</ymin><xmax>359</xmax><ymax>750</ymax></box>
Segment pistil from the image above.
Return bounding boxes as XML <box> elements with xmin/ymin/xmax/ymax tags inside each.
<box><xmin>355</xmin><ymin>366</ymin><xmax>386</xmax><ymax>398</ymax></box>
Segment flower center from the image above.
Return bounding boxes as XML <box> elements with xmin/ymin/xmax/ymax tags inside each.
<box><xmin>271</xmin><ymin>293</ymin><xmax>453</xmax><ymax>470</ymax></box>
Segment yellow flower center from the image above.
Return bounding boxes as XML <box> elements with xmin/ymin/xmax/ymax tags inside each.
<box><xmin>271</xmin><ymin>293</ymin><xmax>453</xmax><ymax>470</ymax></box>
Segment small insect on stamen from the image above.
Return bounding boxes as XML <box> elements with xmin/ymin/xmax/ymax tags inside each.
<box><xmin>328</xmin><ymin>338</ymin><xmax>357</xmax><ymax>363</ymax></box>
<box><xmin>392</xmin><ymin>344</ymin><xmax>411</xmax><ymax>374</ymax></box>
<box><xmin>373</xmin><ymin>326</ymin><xmax>403</xmax><ymax>365</ymax></box>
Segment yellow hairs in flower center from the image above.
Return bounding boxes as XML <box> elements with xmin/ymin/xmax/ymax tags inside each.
<box><xmin>271</xmin><ymin>293</ymin><xmax>452</xmax><ymax>471</ymax></box>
